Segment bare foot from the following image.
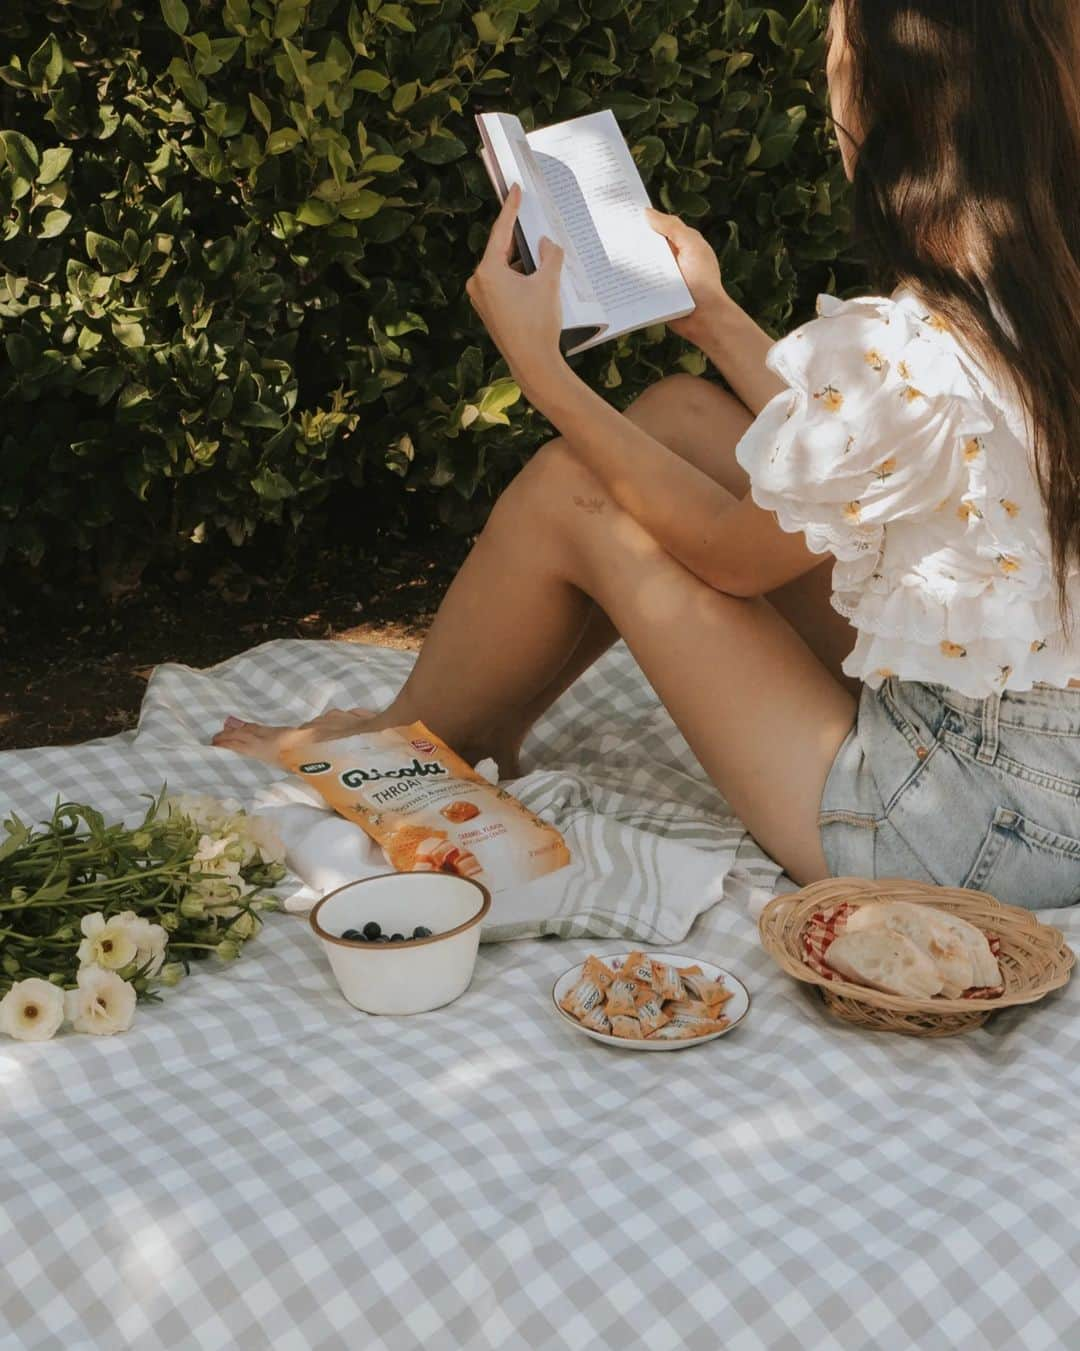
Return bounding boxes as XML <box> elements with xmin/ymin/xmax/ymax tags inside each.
<box><xmin>211</xmin><ymin>707</ymin><xmax>377</xmax><ymax>766</ymax></box>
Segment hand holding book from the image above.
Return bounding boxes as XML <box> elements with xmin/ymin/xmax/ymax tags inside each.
<box><xmin>644</xmin><ymin>208</ymin><xmax>731</xmax><ymax>350</ymax></box>
<box><xmin>464</xmin><ymin>183</ymin><xmax>571</xmax><ymax>407</ymax></box>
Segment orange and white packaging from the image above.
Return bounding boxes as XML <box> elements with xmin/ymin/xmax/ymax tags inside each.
<box><xmin>605</xmin><ymin>977</ymin><xmax>643</xmax><ymax>1018</ymax></box>
<box><xmin>280</xmin><ymin>721</ymin><xmax>571</xmax><ymax>895</ymax></box>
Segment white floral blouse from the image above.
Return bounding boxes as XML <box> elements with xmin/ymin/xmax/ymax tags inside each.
<box><xmin>734</xmin><ymin>286</ymin><xmax>1080</xmax><ymax>697</ymax></box>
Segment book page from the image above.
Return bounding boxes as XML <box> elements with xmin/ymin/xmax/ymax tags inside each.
<box><xmin>526</xmin><ymin>111</ymin><xmax>693</xmax><ymax>331</ymax></box>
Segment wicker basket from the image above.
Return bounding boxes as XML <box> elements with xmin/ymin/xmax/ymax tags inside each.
<box><xmin>759</xmin><ymin>877</ymin><xmax>1075</xmax><ymax>1037</ymax></box>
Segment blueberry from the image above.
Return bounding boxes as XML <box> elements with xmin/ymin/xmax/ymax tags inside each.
<box><xmin>375</xmin><ymin>934</ymin><xmax>391</xmax><ymax>944</ymax></box>
<box><xmin>390</xmin><ymin>933</ymin><xmax>405</xmax><ymax>943</ymax></box>
<box><xmin>412</xmin><ymin>926</ymin><xmax>432</xmax><ymax>939</ymax></box>
<box><xmin>362</xmin><ymin>921</ymin><xmax>382</xmax><ymax>940</ymax></box>
<box><xmin>342</xmin><ymin>928</ymin><xmax>362</xmax><ymax>941</ymax></box>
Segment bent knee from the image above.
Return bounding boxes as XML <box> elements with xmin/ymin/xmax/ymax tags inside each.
<box><xmin>626</xmin><ymin>372</ymin><xmax>740</xmax><ymax>427</ymax></box>
<box><xmin>488</xmin><ymin>437</ymin><xmax>607</xmax><ymax>532</ymax></box>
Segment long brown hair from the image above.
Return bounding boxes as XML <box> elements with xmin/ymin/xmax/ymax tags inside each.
<box><xmin>833</xmin><ymin>0</ymin><xmax>1080</xmax><ymax>616</ymax></box>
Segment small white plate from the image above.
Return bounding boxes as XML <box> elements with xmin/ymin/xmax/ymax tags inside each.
<box><xmin>551</xmin><ymin>951</ymin><xmax>750</xmax><ymax>1051</ymax></box>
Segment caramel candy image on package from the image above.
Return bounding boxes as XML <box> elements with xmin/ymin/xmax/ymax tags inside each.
<box><xmin>280</xmin><ymin>721</ymin><xmax>571</xmax><ymax>895</ymax></box>
<box><xmin>560</xmin><ymin>953</ymin><xmax>734</xmax><ymax>1041</ymax></box>
<box><xmin>441</xmin><ymin>800</ymin><xmax>481</xmax><ymax>824</ymax></box>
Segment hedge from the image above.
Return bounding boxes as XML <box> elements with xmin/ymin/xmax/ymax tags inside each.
<box><xmin>0</xmin><ymin>0</ymin><xmax>858</xmax><ymax>587</ymax></box>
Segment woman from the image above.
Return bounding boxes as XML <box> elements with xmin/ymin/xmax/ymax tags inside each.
<box><xmin>216</xmin><ymin>1</ymin><xmax>1080</xmax><ymax>907</ymax></box>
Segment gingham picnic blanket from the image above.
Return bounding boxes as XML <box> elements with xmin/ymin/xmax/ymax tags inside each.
<box><xmin>3</xmin><ymin>639</ymin><xmax>1080</xmax><ymax>1349</ymax></box>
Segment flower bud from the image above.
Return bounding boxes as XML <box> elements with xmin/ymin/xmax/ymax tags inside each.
<box><xmin>48</xmin><ymin>972</ymin><xmax>67</xmax><ymax>985</ymax></box>
<box><xmin>131</xmin><ymin>831</ymin><xmax>152</xmax><ymax>849</ymax></box>
<box><xmin>3</xmin><ymin>954</ymin><xmax>21</xmax><ymax>976</ymax></box>
<box><xmin>157</xmin><ymin>962</ymin><xmax>186</xmax><ymax>987</ymax></box>
<box><xmin>161</xmin><ymin>912</ymin><xmax>181</xmax><ymax>932</ymax></box>
<box><xmin>215</xmin><ymin>941</ymin><xmax>241</xmax><ymax>962</ymax></box>
<box><xmin>227</xmin><ymin>911</ymin><xmax>261</xmax><ymax>941</ymax></box>
<box><xmin>250</xmin><ymin>895</ymin><xmax>280</xmax><ymax>913</ymax></box>
<box><xmin>180</xmin><ymin>895</ymin><xmax>206</xmax><ymax>918</ymax></box>
<box><xmin>10</xmin><ymin>887</ymin><xmax>27</xmax><ymax>902</ymax></box>
<box><xmin>52</xmin><ymin>925</ymin><xmax>76</xmax><ymax>941</ymax></box>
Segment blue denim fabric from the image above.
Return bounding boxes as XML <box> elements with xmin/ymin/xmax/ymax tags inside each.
<box><xmin>819</xmin><ymin>679</ymin><xmax>1080</xmax><ymax>909</ymax></box>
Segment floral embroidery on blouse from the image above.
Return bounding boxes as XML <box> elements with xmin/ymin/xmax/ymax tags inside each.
<box><xmin>999</xmin><ymin>498</ymin><xmax>1020</xmax><ymax>517</ymax></box>
<box><xmin>962</xmin><ymin>436</ymin><xmax>984</xmax><ymax>462</ymax></box>
<box><xmin>996</xmin><ymin>554</ymin><xmax>1020</xmax><ymax>575</ymax></box>
<box><xmin>864</xmin><ymin>349</ymin><xmax>886</xmax><ymax>372</ymax></box>
<box><xmin>923</xmin><ymin>313</ymin><xmax>951</xmax><ymax>333</ymax></box>
<box><xmin>872</xmin><ymin>458</ymin><xmax>897</xmax><ymax>482</ymax></box>
<box><xmin>1031</xmin><ymin>639</ymin><xmax>1047</xmax><ymax>653</ymax></box>
<box><xmin>940</xmin><ymin>641</ymin><xmax>967</xmax><ymax>658</ymax></box>
<box><xmin>842</xmin><ymin>500</ymin><xmax>862</xmax><ymax>523</ymax></box>
<box><xmin>814</xmin><ymin>384</ymin><xmax>844</xmax><ymax>413</ymax></box>
<box><xmin>957</xmin><ymin>500</ymin><xmax>982</xmax><ymax>522</ymax></box>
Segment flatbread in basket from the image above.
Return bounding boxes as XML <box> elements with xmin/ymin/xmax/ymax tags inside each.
<box><xmin>759</xmin><ymin>878</ymin><xmax>1075</xmax><ymax>1037</ymax></box>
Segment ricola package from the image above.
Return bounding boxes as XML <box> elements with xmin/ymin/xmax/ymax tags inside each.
<box><xmin>279</xmin><ymin>722</ymin><xmax>571</xmax><ymax>893</ymax></box>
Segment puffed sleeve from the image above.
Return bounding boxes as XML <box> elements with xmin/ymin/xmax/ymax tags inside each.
<box><xmin>734</xmin><ymin>294</ymin><xmax>997</xmax><ymax>563</ymax></box>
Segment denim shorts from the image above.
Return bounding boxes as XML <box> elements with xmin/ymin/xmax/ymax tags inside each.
<box><xmin>819</xmin><ymin>678</ymin><xmax>1080</xmax><ymax>909</ymax></box>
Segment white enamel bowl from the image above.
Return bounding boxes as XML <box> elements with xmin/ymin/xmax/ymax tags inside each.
<box><xmin>309</xmin><ymin>872</ymin><xmax>491</xmax><ymax>1015</ymax></box>
<box><xmin>552</xmin><ymin>952</ymin><xmax>750</xmax><ymax>1050</ymax></box>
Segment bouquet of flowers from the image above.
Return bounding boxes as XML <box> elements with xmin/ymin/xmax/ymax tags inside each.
<box><xmin>0</xmin><ymin>791</ymin><xmax>286</xmax><ymax>1042</ymax></box>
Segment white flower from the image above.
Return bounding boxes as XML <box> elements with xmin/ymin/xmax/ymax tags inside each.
<box><xmin>77</xmin><ymin>913</ymin><xmax>139</xmax><ymax>971</ymax></box>
<box><xmin>186</xmin><ymin>869</ymin><xmax>255</xmax><ymax>918</ymax></box>
<box><xmin>232</xmin><ymin>814</ymin><xmax>286</xmax><ymax>867</ymax></box>
<box><xmin>0</xmin><ymin>978</ymin><xmax>65</xmax><ymax>1042</ymax></box>
<box><xmin>192</xmin><ymin>832</ymin><xmax>236</xmax><ymax>869</ymax></box>
<box><xmin>64</xmin><ymin>967</ymin><xmax>136</xmax><ymax>1036</ymax></box>
<box><xmin>166</xmin><ymin>793</ymin><xmax>242</xmax><ymax>835</ymax></box>
<box><xmin>113</xmin><ymin>911</ymin><xmax>168</xmax><ymax>977</ymax></box>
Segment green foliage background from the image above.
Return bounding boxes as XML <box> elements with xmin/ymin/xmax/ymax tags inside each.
<box><xmin>0</xmin><ymin>0</ymin><xmax>857</xmax><ymax>586</ymax></box>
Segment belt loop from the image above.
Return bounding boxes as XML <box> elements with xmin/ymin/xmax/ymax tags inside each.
<box><xmin>977</xmin><ymin>693</ymin><xmax>1001</xmax><ymax>764</ymax></box>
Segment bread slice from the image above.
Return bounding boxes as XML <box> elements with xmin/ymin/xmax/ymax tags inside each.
<box><xmin>846</xmin><ymin>902</ymin><xmax>973</xmax><ymax>996</ymax></box>
<box><xmin>825</xmin><ymin>929</ymin><xmax>945</xmax><ymax>998</ymax></box>
<box><xmin>846</xmin><ymin>901</ymin><xmax>1000</xmax><ymax>993</ymax></box>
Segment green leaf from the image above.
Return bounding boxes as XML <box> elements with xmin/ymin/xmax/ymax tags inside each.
<box><xmin>273</xmin><ymin>0</ymin><xmax>308</xmax><ymax>39</ymax></box>
<box><xmin>361</xmin><ymin>153</ymin><xmax>403</xmax><ymax>173</ymax></box>
<box><xmin>28</xmin><ymin>34</ymin><xmax>64</xmax><ymax>87</ymax></box>
<box><xmin>377</xmin><ymin>4</ymin><xmax>416</xmax><ymax>31</ymax></box>
<box><xmin>354</xmin><ymin>69</ymin><xmax>389</xmax><ymax>92</ymax></box>
<box><xmin>160</xmin><ymin>0</ymin><xmax>190</xmax><ymax>36</ymax></box>
<box><xmin>249</xmin><ymin>94</ymin><xmax>272</xmax><ymax>133</ymax></box>
<box><xmin>391</xmin><ymin>81</ymin><xmax>418</xmax><ymax>113</ymax></box>
<box><xmin>296</xmin><ymin>197</ymin><xmax>337</xmax><ymax>225</ymax></box>
<box><xmin>0</xmin><ymin>131</ymin><xmax>40</xmax><ymax>179</ymax></box>
<box><xmin>251</xmin><ymin>467</ymin><xmax>294</xmax><ymax>496</ymax></box>
<box><xmin>37</xmin><ymin>147</ymin><xmax>72</xmax><ymax>184</ymax></box>
<box><xmin>476</xmin><ymin>377</ymin><xmax>520</xmax><ymax>419</ymax></box>
<box><xmin>336</xmin><ymin>188</ymin><xmax>384</xmax><ymax>220</ymax></box>
<box><xmin>266</xmin><ymin>127</ymin><xmax>302</xmax><ymax>153</ymax></box>
<box><xmin>38</xmin><ymin>209</ymin><xmax>71</xmax><ymax>238</ymax></box>
<box><xmin>112</xmin><ymin>319</ymin><xmax>146</xmax><ymax>347</ymax></box>
<box><xmin>412</xmin><ymin>132</ymin><xmax>466</xmax><ymax>164</ymax></box>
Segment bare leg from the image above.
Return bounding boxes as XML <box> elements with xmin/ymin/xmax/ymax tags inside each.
<box><xmin>215</xmin><ymin>390</ymin><xmax>855</xmax><ymax>881</ymax></box>
<box><xmin>213</xmin><ymin>374</ymin><xmax>855</xmax><ymax>774</ymax></box>
<box><xmin>511</xmin><ymin>375</ymin><xmax>858</xmax><ymax>734</ymax></box>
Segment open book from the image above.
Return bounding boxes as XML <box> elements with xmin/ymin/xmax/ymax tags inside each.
<box><xmin>475</xmin><ymin>109</ymin><xmax>695</xmax><ymax>356</ymax></box>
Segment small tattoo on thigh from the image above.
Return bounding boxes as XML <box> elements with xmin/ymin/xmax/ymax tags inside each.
<box><xmin>572</xmin><ymin>495</ymin><xmax>606</xmax><ymax>514</ymax></box>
